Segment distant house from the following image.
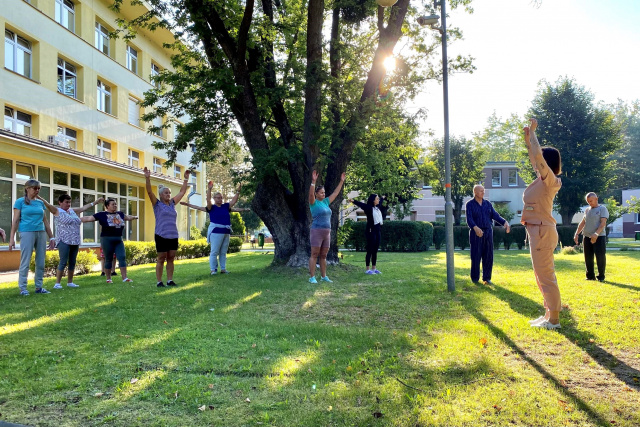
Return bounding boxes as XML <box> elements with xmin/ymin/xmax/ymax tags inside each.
<box><xmin>621</xmin><ymin>189</ymin><xmax>640</xmax><ymax>238</ymax></box>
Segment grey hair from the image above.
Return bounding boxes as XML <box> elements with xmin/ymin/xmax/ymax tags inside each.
<box><xmin>23</xmin><ymin>179</ymin><xmax>41</xmax><ymax>205</ymax></box>
<box><xmin>585</xmin><ymin>192</ymin><xmax>597</xmax><ymax>200</ymax></box>
<box><xmin>158</xmin><ymin>185</ymin><xmax>171</xmax><ymax>195</ymax></box>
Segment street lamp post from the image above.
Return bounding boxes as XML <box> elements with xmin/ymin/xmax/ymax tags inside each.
<box><xmin>419</xmin><ymin>0</ymin><xmax>455</xmax><ymax>291</ymax></box>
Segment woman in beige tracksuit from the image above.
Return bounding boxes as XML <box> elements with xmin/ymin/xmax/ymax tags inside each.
<box><xmin>522</xmin><ymin>118</ymin><xmax>563</xmax><ymax>330</ymax></box>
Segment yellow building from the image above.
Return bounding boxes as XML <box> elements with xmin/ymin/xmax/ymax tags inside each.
<box><xmin>1</xmin><ymin>0</ymin><xmax>206</xmax><ymax>270</ymax></box>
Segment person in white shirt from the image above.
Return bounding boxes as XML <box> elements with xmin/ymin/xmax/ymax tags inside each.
<box><xmin>348</xmin><ymin>194</ymin><xmax>386</xmax><ymax>274</ymax></box>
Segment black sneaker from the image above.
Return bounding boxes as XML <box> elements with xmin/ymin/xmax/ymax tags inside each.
<box><xmin>35</xmin><ymin>288</ymin><xmax>51</xmax><ymax>294</ymax></box>
<box><xmin>167</xmin><ymin>280</ymin><xmax>177</xmax><ymax>286</ymax></box>
<box><xmin>157</xmin><ymin>281</ymin><xmax>166</xmax><ymax>287</ymax></box>
<box><xmin>101</xmin><ymin>272</ymin><xmax>106</xmax><ymax>276</ymax></box>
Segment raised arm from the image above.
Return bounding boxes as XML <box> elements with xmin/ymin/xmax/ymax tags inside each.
<box><xmin>37</xmin><ymin>195</ymin><xmax>59</xmax><ymax>216</ymax></box>
<box><xmin>179</xmin><ymin>201</ymin><xmax>207</xmax><ymax>212</ymax></box>
<box><xmin>327</xmin><ymin>173</ymin><xmax>346</xmax><ymax>204</ymax></box>
<box><xmin>74</xmin><ymin>197</ymin><xmax>104</xmax><ymax>214</ymax></box>
<box><xmin>523</xmin><ymin>118</ymin><xmax>550</xmax><ymax>180</ymax></box>
<box><xmin>206</xmin><ymin>181</ymin><xmax>213</xmax><ymax>210</ymax></box>
<box><xmin>309</xmin><ymin>170</ymin><xmax>318</xmax><ymax>205</ymax></box>
<box><xmin>144</xmin><ymin>167</ymin><xmax>158</xmax><ymax>206</ymax></box>
<box><xmin>350</xmin><ymin>199</ymin><xmax>367</xmax><ymax>210</ymax></box>
<box><xmin>229</xmin><ymin>183</ymin><xmax>242</xmax><ymax>209</ymax></box>
<box><xmin>172</xmin><ymin>169</ymin><xmax>191</xmax><ymax>204</ymax></box>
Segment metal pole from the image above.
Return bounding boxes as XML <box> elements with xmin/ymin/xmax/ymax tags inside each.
<box><xmin>438</xmin><ymin>0</ymin><xmax>455</xmax><ymax>291</ymax></box>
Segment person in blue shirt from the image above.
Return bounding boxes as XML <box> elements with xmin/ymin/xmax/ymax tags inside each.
<box><xmin>308</xmin><ymin>169</ymin><xmax>345</xmax><ymax>284</ymax></box>
<box><xmin>465</xmin><ymin>185</ymin><xmax>510</xmax><ymax>285</ymax></box>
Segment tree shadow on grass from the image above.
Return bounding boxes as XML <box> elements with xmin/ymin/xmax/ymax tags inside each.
<box><xmin>600</xmin><ymin>281</ymin><xmax>640</xmax><ymax>292</ymax></box>
<box><xmin>482</xmin><ymin>283</ymin><xmax>640</xmax><ymax>392</ymax></box>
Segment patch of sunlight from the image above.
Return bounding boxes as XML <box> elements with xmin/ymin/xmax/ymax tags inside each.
<box><xmin>222</xmin><ymin>291</ymin><xmax>262</xmax><ymax>313</ymax></box>
<box><xmin>0</xmin><ymin>298</ymin><xmax>116</xmax><ymax>336</ymax></box>
<box><xmin>119</xmin><ymin>328</ymin><xmax>182</xmax><ymax>354</ymax></box>
<box><xmin>117</xmin><ymin>368</ymin><xmax>167</xmax><ymax>399</ymax></box>
<box><xmin>156</xmin><ymin>280</ymin><xmax>208</xmax><ymax>296</ymax></box>
<box><xmin>300</xmin><ymin>290</ymin><xmax>333</xmax><ymax>311</ymax></box>
<box><xmin>265</xmin><ymin>350</ymin><xmax>319</xmax><ymax>387</ymax></box>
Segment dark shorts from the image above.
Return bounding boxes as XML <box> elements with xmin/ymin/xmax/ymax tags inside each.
<box><xmin>310</xmin><ymin>228</ymin><xmax>331</xmax><ymax>248</ymax></box>
<box><xmin>155</xmin><ymin>234</ymin><xmax>179</xmax><ymax>253</ymax></box>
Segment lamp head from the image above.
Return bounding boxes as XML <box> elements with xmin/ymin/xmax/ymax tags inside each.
<box><xmin>376</xmin><ymin>0</ymin><xmax>398</xmax><ymax>7</ymax></box>
<box><xmin>417</xmin><ymin>14</ymin><xmax>440</xmax><ymax>26</ymax></box>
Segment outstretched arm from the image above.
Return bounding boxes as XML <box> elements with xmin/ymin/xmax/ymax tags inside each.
<box><xmin>172</xmin><ymin>169</ymin><xmax>191</xmax><ymax>204</ymax></box>
<box><xmin>229</xmin><ymin>183</ymin><xmax>242</xmax><ymax>209</ymax></box>
<box><xmin>80</xmin><ymin>216</ymin><xmax>97</xmax><ymax>223</ymax></box>
<box><xmin>37</xmin><ymin>195</ymin><xmax>59</xmax><ymax>216</ymax></box>
<box><xmin>74</xmin><ymin>197</ymin><xmax>104</xmax><ymax>214</ymax></box>
<box><xmin>309</xmin><ymin>170</ymin><xmax>318</xmax><ymax>205</ymax></box>
<box><xmin>230</xmin><ymin>207</ymin><xmax>250</xmax><ymax>213</ymax></box>
<box><xmin>179</xmin><ymin>201</ymin><xmax>207</xmax><ymax>212</ymax></box>
<box><xmin>327</xmin><ymin>173</ymin><xmax>346</xmax><ymax>203</ymax></box>
<box><xmin>144</xmin><ymin>167</ymin><xmax>158</xmax><ymax>206</ymax></box>
<box><xmin>124</xmin><ymin>214</ymin><xmax>139</xmax><ymax>221</ymax></box>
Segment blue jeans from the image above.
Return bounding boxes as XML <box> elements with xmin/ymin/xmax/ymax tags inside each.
<box><xmin>101</xmin><ymin>237</ymin><xmax>126</xmax><ymax>270</ymax></box>
<box><xmin>19</xmin><ymin>231</ymin><xmax>47</xmax><ymax>291</ymax></box>
<box><xmin>209</xmin><ymin>233</ymin><xmax>230</xmax><ymax>271</ymax></box>
<box><xmin>57</xmin><ymin>242</ymin><xmax>80</xmax><ymax>272</ymax></box>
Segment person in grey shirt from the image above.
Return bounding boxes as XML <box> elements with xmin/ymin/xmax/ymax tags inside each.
<box><xmin>574</xmin><ymin>192</ymin><xmax>609</xmax><ymax>281</ymax></box>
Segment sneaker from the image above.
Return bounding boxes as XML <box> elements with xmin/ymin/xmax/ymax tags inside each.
<box><xmin>528</xmin><ymin>315</ymin><xmax>546</xmax><ymax>325</ymax></box>
<box><xmin>365</xmin><ymin>270</ymin><xmax>375</xmax><ymax>275</ymax></box>
<box><xmin>320</xmin><ymin>276</ymin><xmax>333</xmax><ymax>283</ymax></box>
<box><xmin>373</xmin><ymin>269</ymin><xmax>382</xmax><ymax>275</ymax></box>
<box><xmin>101</xmin><ymin>272</ymin><xmax>106</xmax><ymax>276</ymax></box>
<box><xmin>35</xmin><ymin>288</ymin><xmax>51</xmax><ymax>294</ymax></box>
<box><xmin>220</xmin><ymin>270</ymin><xmax>228</xmax><ymax>274</ymax></box>
<box><xmin>211</xmin><ymin>269</ymin><xmax>217</xmax><ymax>275</ymax></box>
<box><xmin>157</xmin><ymin>281</ymin><xmax>166</xmax><ymax>287</ymax></box>
<box><xmin>122</xmin><ymin>278</ymin><xmax>133</xmax><ymax>283</ymax></box>
<box><xmin>309</xmin><ymin>276</ymin><xmax>318</xmax><ymax>284</ymax></box>
<box><xmin>53</xmin><ymin>283</ymin><xmax>63</xmax><ymax>289</ymax></box>
<box><xmin>67</xmin><ymin>283</ymin><xmax>79</xmax><ymax>288</ymax></box>
<box><xmin>483</xmin><ymin>280</ymin><xmax>493</xmax><ymax>286</ymax></box>
<box><xmin>20</xmin><ymin>290</ymin><xmax>29</xmax><ymax>296</ymax></box>
<box><xmin>531</xmin><ymin>320</ymin><xmax>561</xmax><ymax>330</ymax></box>
<box><xmin>167</xmin><ymin>280</ymin><xmax>177</xmax><ymax>286</ymax></box>
<box><xmin>106</xmin><ymin>279</ymin><xmax>113</xmax><ymax>284</ymax></box>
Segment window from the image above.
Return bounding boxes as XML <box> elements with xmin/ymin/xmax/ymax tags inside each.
<box><xmin>491</xmin><ymin>170</ymin><xmax>501</xmax><ymax>187</ymax></box>
<box><xmin>128</xmin><ymin>149</ymin><xmax>139</xmax><ymax>168</ymax></box>
<box><xmin>94</xmin><ymin>22</ymin><xmax>110</xmax><ymax>56</ymax></box>
<box><xmin>190</xmin><ymin>170</ymin><xmax>197</xmax><ymax>192</ymax></box>
<box><xmin>126</xmin><ymin>45</ymin><xmax>138</xmax><ymax>74</ymax></box>
<box><xmin>55</xmin><ymin>0</ymin><xmax>75</xmax><ymax>32</ymax></box>
<box><xmin>153</xmin><ymin>115</ymin><xmax>163</xmax><ymax>137</ymax></box>
<box><xmin>435</xmin><ymin>209</ymin><xmax>445</xmax><ymax>222</ymax></box>
<box><xmin>508</xmin><ymin>169</ymin><xmax>518</xmax><ymax>187</ymax></box>
<box><xmin>517</xmin><ymin>210</ymin><xmax>522</xmax><ymax>217</ymax></box>
<box><xmin>4</xmin><ymin>107</ymin><xmax>32</xmax><ymax>136</ymax></box>
<box><xmin>5</xmin><ymin>30</ymin><xmax>32</xmax><ymax>78</ymax></box>
<box><xmin>153</xmin><ymin>157</ymin><xmax>163</xmax><ymax>174</ymax></box>
<box><xmin>57</xmin><ymin>58</ymin><xmax>77</xmax><ymax>98</ymax></box>
<box><xmin>97</xmin><ymin>139</ymin><xmax>111</xmax><ymax>160</ymax></box>
<box><xmin>174</xmin><ymin>165</ymin><xmax>181</xmax><ymax>179</ymax></box>
<box><xmin>97</xmin><ymin>80</ymin><xmax>111</xmax><ymax>114</ymax></box>
<box><xmin>128</xmin><ymin>97</ymin><xmax>140</xmax><ymax>127</ymax></box>
<box><xmin>57</xmin><ymin>126</ymin><xmax>77</xmax><ymax>149</ymax></box>
<box><xmin>150</xmin><ymin>62</ymin><xmax>160</xmax><ymax>87</ymax></box>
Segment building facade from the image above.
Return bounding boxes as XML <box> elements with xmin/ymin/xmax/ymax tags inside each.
<box><xmin>1</xmin><ymin>0</ymin><xmax>205</xmax><ymax>270</ymax></box>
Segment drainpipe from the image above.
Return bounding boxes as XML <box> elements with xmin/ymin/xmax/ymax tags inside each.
<box><xmin>186</xmin><ymin>187</ymin><xmax>196</xmax><ymax>239</ymax></box>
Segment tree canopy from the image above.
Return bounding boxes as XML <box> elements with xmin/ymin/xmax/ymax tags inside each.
<box><xmin>473</xmin><ymin>112</ymin><xmax>525</xmax><ymax>162</ymax></box>
<box><xmin>112</xmin><ymin>0</ymin><xmax>475</xmax><ymax>265</ymax></box>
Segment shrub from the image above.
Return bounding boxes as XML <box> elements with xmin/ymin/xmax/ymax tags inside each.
<box><xmin>228</xmin><ymin>236</ymin><xmax>243</xmax><ymax>253</ymax></box>
<box><xmin>509</xmin><ymin>225</ymin><xmax>527</xmax><ymax>249</ymax></box>
<box><xmin>30</xmin><ymin>249</ymin><xmax>98</xmax><ymax>277</ymax></box>
<box><xmin>557</xmin><ymin>225</ymin><xmax>579</xmax><ymax>247</ymax></box>
<box><xmin>453</xmin><ymin>226</ymin><xmax>468</xmax><ymax>250</ymax></box>
<box><xmin>433</xmin><ymin>226</ymin><xmax>445</xmax><ymax>250</ymax></box>
<box><xmin>230</xmin><ymin>212</ymin><xmax>246</xmax><ymax>236</ymax></box>
<box><xmin>492</xmin><ymin>226</ymin><xmax>505</xmax><ymax>249</ymax></box>
<box><xmin>338</xmin><ymin>219</ymin><xmax>355</xmax><ymax>248</ymax></box>
<box><xmin>190</xmin><ymin>225</ymin><xmax>203</xmax><ymax>240</ymax></box>
<box><xmin>561</xmin><ymin>245</ymin><xmax>583</xmax><ymax>255</ymax></box>
<box><xmin>346</xmin><ymin>221</ymin><xmax>433</xmax><ymax>252</ymax></box>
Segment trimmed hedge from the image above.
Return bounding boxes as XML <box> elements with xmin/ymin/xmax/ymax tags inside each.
<box><xmin>228</xmin><ymin>237</ymin><xmax>243</xmax><ymax>253</ymax></box>
<box><xmin>433</xmin><ymin>226</ymin><xmax>445</xmax><ymax>250</ymax></box>
<box><xmin>557</xmin><ymin>225</ymin><xmax>579</xmax><ymax>248</ymax></box>
<box><xmin>345</xmin><ymin>221</ymin><xmax>433</xmax><ymax>252</ymax></box>
<box><xmin>124</xmin><ymin>239</ymin><xmax>211</xmax><ymax>266</ymax></box>
<box><xmin>30</xmin><ymin>250</ymin><xmax>99</xmax><ymax>277</ymax></box>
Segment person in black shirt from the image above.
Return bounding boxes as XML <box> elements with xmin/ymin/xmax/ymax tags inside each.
<box><xmin>348</xmin><ymin>194</ymin><xmax>386</xmax><ymax>274</ymax></box>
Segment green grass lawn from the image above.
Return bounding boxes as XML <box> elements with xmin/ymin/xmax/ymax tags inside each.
<box><xmin>606</xmin><ymin>238</ymin><xmax>640</xmax><ymax>249</ymax></box>
<box><xmin>1</xmin><ymin>250</ymin><xmax>639</xmax><ymax>427</ymax></box>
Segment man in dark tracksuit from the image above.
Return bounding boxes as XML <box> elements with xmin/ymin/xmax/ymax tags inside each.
<box><xmin>465</xmin><ymin>185</ymin><xmax>510</xmax><ymax>285</ymax></box>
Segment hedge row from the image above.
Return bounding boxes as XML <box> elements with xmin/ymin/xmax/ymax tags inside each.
<box><xmin>344</xmin><ymin>221</ymin><xmax>433</xmax><ymax>252</ymax></box>
<box><xmin>29</xmin><ymin>237</ymin><xmax>243</xmax><ymax>276</ymax></box>
<box><xmin>345</xmin><ymin>222</ymin><xmax>579</xmax><ymax>252</ymax></box>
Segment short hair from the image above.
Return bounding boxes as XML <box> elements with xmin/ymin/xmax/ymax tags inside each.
<box><xmin>542</xmin><ymin>146</ymin><xmax>562</xmax><ymax>175</ymax></box>
<box><xmin>158</xmin><ymin>185</ymin><xmax>170</xmax><ymax>195</ymax></box>
<box><xmin>213</xmin><ymin>192</ymin><xmax>223</xmax><ymax>198</ymax></box>
<box><xmin>58</xmin><ymin>194</ymin><xmax>72</xmax><ymax>203</ymax></box>
<box><xmin>104</xmin><ymin>198</ymin><xmax>117</xmax><ymax>209</ymax></box>
<box><xmin>473</xmin><ymin>185</ymin><xmax>484</xmax><ymax>193</ymax></box>
<box><xmin>585</xmin><ymin>192</ymin><xmax>597</xmax><ymax>200</ymax></box>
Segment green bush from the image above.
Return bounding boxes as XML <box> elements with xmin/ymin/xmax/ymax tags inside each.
<box><xmin>433</xmin><ymin>226</ymin><xmax>445</xmax><ymax>250</ymax></box>
<box><xmin>345</xmin><ymin>221</ymin><xmax>433</xmax><ymax>252</ymax></box>
<box><xmin>230</xmin><ymin>212</ymin><xmax>246</xmax><ymax>236</ymax></box>
<box><xmin>338</xmin><ymin>219</ymin><xmax>355</xmax><ymax>248</ymax></box>
<box><xmin>190</xmin><ymin>225</ymin><xmax>203</xmax><ymax>240</ymax></box>
<box><xmin>509</xmin><ymin>225</ymin><xmax>527</xmax><ymax>249</ymax></box>
<box><xmin>561</xmin><ymin>245</ymin><xmax>583</xmax><ymax>255</ymax></box>
<box><xmin>123</xmin><ymin>239</ymin><xmax>210</xmax><ymax>266</ymax></box>
<box><xmin>492</xmin><ymin>226</ymin><xmax>505</xmax><ymax>250</ymax></box>
<box><xmin>453</xmin><ymin>226</ymin><xmax>468</xmax><ymax>250</ymax></box>
<box><xmin>228</xmin><ymin>236</ymin><xmax>243</xmax><ymax>253</ymax></box>
<box><xmin>557</xmin><ymin>225</ymin><xmax>579</xmax><ymax>247</ymax></box>
<box><xmin>30</xmin><ymin>249</ymin><xmax>99</xmax><ymax>277</ymax></box>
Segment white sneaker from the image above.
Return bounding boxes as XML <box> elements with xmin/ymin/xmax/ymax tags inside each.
<box><xmin>53</xmin><ymin>283</ymin><xmax>63</xmax><ymax>289</ymax></box>
<box><xmin>67</xmin><ymin>283</ymin><xmax>79</xmax><ymax>288</ymax></box>
<box><xmin>531</xmin><ymin>320</ymin><xmax>561</xmax><ymax>330</ymax></box>
<box><xmin>528</xmin><ymin>315</ymin><xmax>545</xmax><ymax>325</ymax></box>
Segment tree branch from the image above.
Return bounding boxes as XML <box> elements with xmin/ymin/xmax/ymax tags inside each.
<box><xmin>237</xmin><ymin>0</ymin><xmax>255</xmax><ymax>60</ymax></box>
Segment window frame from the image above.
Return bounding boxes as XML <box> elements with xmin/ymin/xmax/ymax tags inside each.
<box><xmin>97</xmin><ymin>138</ymin><xmax>112</xmax><ymax>160</ymax></box>
<box><xmin>152</xmin><ymin>157</ymin><xmax>163</xmax><ymax>174</ymax></box>
<box><xmin>57</xmin><ymin>57</ymin><xmax>77</xmax><ymax>99</ymax></box>
<box><xmin>153</xmin><ymin>115</ymin><xmax>164</xmax><ymax>138</ymax></box>
<box><xmin>127</xmin><ymin>149</ymin><xmax>140</xmax><ymax>168</ymax></box>
<box><xmin>97</xmin><ymin>79</ymin><xmax>112</xmax><ymax>114</ymax></box>
<box><xmin>128</xmin><ymin>96</ymin><xmax>141</xmax><ymax>127</ymax></box>
<box><xmin>54</xmin><ymin>0</ymin><xmax>75</xmax><ymax>33</ymax></box>
<box><xmin>173</xmin><ymin>165</ymin><xmax>181</xmax><ymax>179</ymax></box>
<box><xmin>126</xmin><ymin>45</ymin><xmax>138</xmax><ymax>74</ymax></box>
<box><xmin>56</xmin><ymin>125</ymin><xmax>78</xmax><ymax>150</ymax></box>
<box><xmin>5</xmin><ymin>29</ymin><xmax>32</xmax><ymax>78</ymax></box>
<box><xmin>150</xmin><ymin>62</ymin><xmax>160</xmax><ymax>87</ymax></box>
<box><xmin>4</xmin><ymin>106</ymin><xmax>32</xmax><ymax>136</ymax></box>
<box><xmin>94</xmin><ymin>22</ymin><xmax>110</xmax><ymax>56</ymax></box>
<box><xmin>508</xmin><ymin>169</ymin><xmax>518</xmax><ymax>187</ymax></box>
<box><xmin>491</xmin><ymin>169</ymin><xmax>501</xmax><ymax>187</ymax></box>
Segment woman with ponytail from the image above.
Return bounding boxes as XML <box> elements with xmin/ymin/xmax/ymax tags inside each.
<box><xmin>348</xmin><ymin>194</ymin><xmax>385</xmax><ymax>274</ymax></box>
<box><xmin>8</xmin><ymin>179</ymin><xmax>55</xmax><ymax>295</ymax></box>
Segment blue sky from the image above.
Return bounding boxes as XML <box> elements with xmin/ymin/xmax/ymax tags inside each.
<box><xmin>416</xmin><ymin>0</ymin><xmax>640</xmax><ymax>141</ymax></box>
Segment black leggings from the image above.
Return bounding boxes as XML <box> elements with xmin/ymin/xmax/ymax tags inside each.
<box><xmin>365</xmin><ymin>224</ymin><xmax>381</xmax><ymax>267</ymax></box>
